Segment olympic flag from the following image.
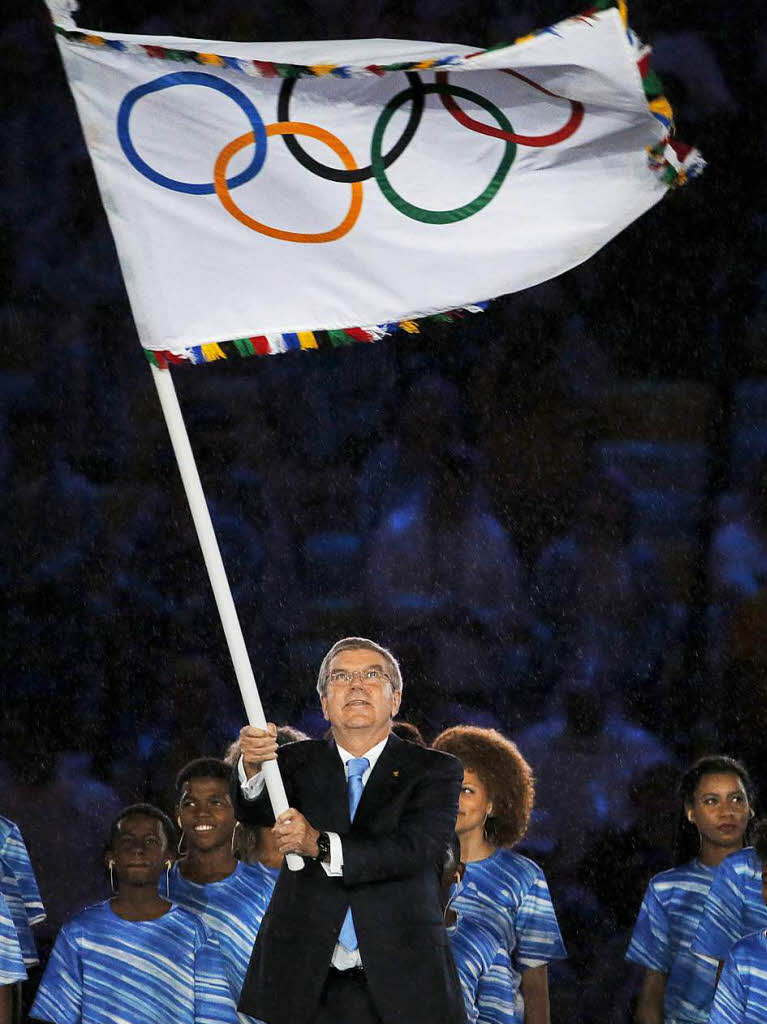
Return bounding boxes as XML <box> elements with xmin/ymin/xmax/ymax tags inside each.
<box><xmin>45</xmin><ymin>0</ymin><xmax>703</xmax><ymax>873</ymax></box>
<box><xmin>49</xmin><ymin>0</ymin><xmax>702</xmax><ymax>366</ymax></box>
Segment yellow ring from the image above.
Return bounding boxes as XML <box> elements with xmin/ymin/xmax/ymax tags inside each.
<box><xmin>214</xmin><ymin>121</ymin><xmax>363</xmax><ymax>244</ymax></box>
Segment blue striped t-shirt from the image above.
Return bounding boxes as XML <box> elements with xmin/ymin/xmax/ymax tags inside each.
<box><xmin>448</xmin><ymin>905</ymin><xmax>501</xmax><ymax>1024</ymax></box>
<box><xmin>0</xmin><ymin>889</ymin><xmax>26</xmax><ymax>985</ymax></box>
<box><xmin>626</xmin><ymin>858</ymin><xmax>719</xmax><ymax>1022</ymax></box>
<box><xmin>709</xmin><ymin>929</ymin><xmax>767</xmax><ymax>1024</ymax></box>
<box><xmin>167</xmin><ymin>860</ymin><xmax>277</xmax><ymax>1018</ymax></box>
<box><xmin>692</xmin><ymin>848</ymin><xmax>767</xmax><ymax>962</ymax></box>
<box><xmin>0</xmin><ymin>815</ymin><xmax>45</xmax><ymax>965</ymax></box>
<box><xmin>30</xmin><ymin>901</ymin><xmax>239</xmax><ymax>1024</ymax></box>
<box><xmin>454</xmin><ymin>849</ymin><xmax>566</xmax><ymax>1024</ymax></box>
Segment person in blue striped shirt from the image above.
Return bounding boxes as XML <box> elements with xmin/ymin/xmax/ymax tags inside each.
<box><xmin>0</xmin><ymin>889</ymin><xmax>27</xmax><ymax>1024</ymax></box>
<box><xmin>626</xmin><ymin>755</ymin><xmax>756</xmax><ymax>1023</ymax></box>
<box><xmin>0</xmin><ymin>816</ymin><xmax>45</xmax><ymax>971</ymax></box>
<box><xmin>442</xmin><ymin>833</ymin><xmax>507</xmax><ymax>1024</ymax></box>
<box><xmin>30</xmin><ymin>804</ymin><xmax>238</xmax><ymax>1024</ymax></box>
<box><xmin>168</xmin><ymin>758</ymin><xmax>278</xmax><ymax>1020</ymax></box>
<box><xmin>693</xmin><ymin>794</ymin><xmax>767</xmax><ymax>970</ymax></box>
<box><xmin>708</xmin><ymin>820</ymin><xmax>767</xmax><ymax>1024</ymax></box>
<box><xmin>433</xmin><ymin>725</ymin><xmax>566</xmax><ymax>1024</ymax></box>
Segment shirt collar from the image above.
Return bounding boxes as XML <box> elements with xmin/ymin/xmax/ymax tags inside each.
<box><xmin>335</xmin><ymin>734</ymin><xmax>389</xmax><ymax>773</ymax></box>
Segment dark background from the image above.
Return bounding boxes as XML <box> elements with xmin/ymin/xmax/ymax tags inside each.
<box><xmin>1</xmin><ymin>0</ymin><xmax>765</xmax><ymax>1019</ymax></box>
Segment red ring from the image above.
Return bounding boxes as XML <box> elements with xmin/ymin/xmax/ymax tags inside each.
<box><xmin>435</xmin><ymin>69</ymin><xmax>583</xmax><ymax>147</ymax></box>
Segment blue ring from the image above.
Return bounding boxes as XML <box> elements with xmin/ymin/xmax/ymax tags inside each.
<box><xmin>117</xmin><ymin>71</ymin><xmax>267</xmax><ymax>195</ymax></box>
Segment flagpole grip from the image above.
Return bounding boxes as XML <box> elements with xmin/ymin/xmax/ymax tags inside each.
<box><xmin>149</xmin><ymin>362</ymin><xmax>303</xmax><ymax>871</ymax></box>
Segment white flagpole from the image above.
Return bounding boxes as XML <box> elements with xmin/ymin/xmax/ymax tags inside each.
<box><xmin>149</xmin><ymin>363</ymin><xmax>303</xmax><ymax>871</ymax></box>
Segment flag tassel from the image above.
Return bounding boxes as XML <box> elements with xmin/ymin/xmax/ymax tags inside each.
<box><xmin>143</xmin><ymin>300</ymin><xmax>491</xmax><ymax>367</ymax></box>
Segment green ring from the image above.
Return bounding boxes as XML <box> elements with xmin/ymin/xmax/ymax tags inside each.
<box><xmin>371</xmin><ymin>82</ymin><xmax>516</xmax><ymax>224</ymax></box>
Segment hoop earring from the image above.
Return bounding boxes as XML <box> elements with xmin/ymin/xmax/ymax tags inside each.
<box><xmin>165</xmin><ymin>860</ymin><xmax>172</xmax><ymax>898</ymax></box>
<box><xmin>231</xmin><ymin>822</ymin><xmax>240</xmax><ymax>857</ymax></box>
<box><xmin>108</xmin><ymin>861</ymin><xmax>116</xmax><ymax>894</ymax></box>
<box><xmin>177</xmin><ymin>831</ymin><xmax>187</xmax><ymax>857</ymax></box>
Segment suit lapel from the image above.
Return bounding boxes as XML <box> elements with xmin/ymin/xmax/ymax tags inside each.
<box><xmin>316</xmin><ymin>738</ymin><xmax>350</xmax><ymax>831</ymax></box>
<box><xmin>353</xmin><ymin>733</ymin><xmax>405</xmax><ymax>828</ymax></box>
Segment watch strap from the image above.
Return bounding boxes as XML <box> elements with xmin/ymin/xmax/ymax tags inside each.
<box><xmin>315</xmin><ymin>831</ymin><xmax>331</xmax><ymax>862</ymax></box>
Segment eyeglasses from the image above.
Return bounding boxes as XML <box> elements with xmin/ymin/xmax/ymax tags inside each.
<box><xmin>328</xmin><ymin>668</ymin><xmax>391</xmax><ymax>687</ymax></box>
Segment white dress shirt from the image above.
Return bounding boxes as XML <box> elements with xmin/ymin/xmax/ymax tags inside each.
<box><xmin>238</xmin><ymin>734</ymin><xmax>390</xmax><ymax>968</ymax></box>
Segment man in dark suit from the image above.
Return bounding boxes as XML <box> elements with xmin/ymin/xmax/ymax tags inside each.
<box><xmin>232</xmin><ymin>636</ymin><xmax>467</xmax><ymax>1024</ymax></box>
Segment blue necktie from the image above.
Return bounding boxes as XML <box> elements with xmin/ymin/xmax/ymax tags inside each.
<box><xmin>338</xmin><ymin>756</ymin><xmax>370</xmax><ymax>951</ymax></box>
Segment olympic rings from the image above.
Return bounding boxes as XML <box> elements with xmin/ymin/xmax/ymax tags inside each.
<box><xmin>117</xmin><ymin>71</ymin><xmax>267</xmax><ymax>195</ymax></box>
<box><xmin>435</xmin><ymin>69</ymin><xmax>584</xmax><ymax>147</ymax></box>
<box><xmin>214</xmin><ymin>121</ymin><xmax>363</xmax><ymax>243</ymax></box>
<box><xmin>277</xmin><ymin>73</ymin><xmax>425</xmax><ymax>184</ymax></box>
<box><xmin>118</xmin><ymin>65</ymin><xmax>586</xmax><ymax>241</ymax></box>
<box><xmin>371</xmin><ymin>82</ymin><xmax>516</xmax><ymax>224</ymax></box>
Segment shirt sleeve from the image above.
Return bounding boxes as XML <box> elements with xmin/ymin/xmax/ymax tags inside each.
<box><xmin>29</xmin><ymin>923</ymin><xmax>83</xmax><ymax>1024</ymax></box>
<box><xmin>0</xmin><ymin>866</ymin><xmax>38</xmax><ymax>966</ymax></box>
<box><xmin>626</xmin><ymin>880</ymin><xmax>671</xmax><ymax>972</ymax></box>
<box><xmin>237</xmin><ymin>757</ymin><xmax>265</xmax><ymax>800</ymax></box>
<box><xmin>0</xmin><ymin>891</ymin><xmax>26</xmax><ymax>985</ymax></box>
<box><xmin>3</xmin><ymin>824</ymin><xmax>45</xmax><ymax>925</ymax></box>
<box><xmin>692</xmin><ymin>856</ymin><xmax>744</xmax><ymax>961</ymax></box>
<box><xmin>193</xmin><ymin>933</ymin><xmax>240</xmax><ymax>1024</ymax></box>
<box><xmin>708</xmin><ymin>952</ymin><xmax>747</xmax><ymax>1024</ymax></box>
<box><xmin>514</xmin><ymin>867</ymin><xmax>567</xmax><ymax>968</ymax></box>
<box><xmin>320</xmin><ymin>833</ymin><xmax>343</xmax><ymax>877</ymax></box>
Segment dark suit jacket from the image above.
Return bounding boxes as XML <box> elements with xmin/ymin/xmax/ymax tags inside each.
<box><xmin>231</xmin><ymin>732</ymin><xmax>467</xmax><ymax>1024</ymax></box>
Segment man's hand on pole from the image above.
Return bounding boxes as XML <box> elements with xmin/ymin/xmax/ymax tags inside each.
<box><xmin>273</xmin><ymin>809</ymin><xmax>320</xmax><ymax>858</ymax></box>
<box><xmin>240</xmin><ymin>723</ymin><xmax>278</xmax><ymax>778</ymax></box>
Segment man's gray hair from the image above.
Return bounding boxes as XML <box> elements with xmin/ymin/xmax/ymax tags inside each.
<box><xmin>317</xmin><ymin>637</ymin><xmax>403</xmax><ymax>698</ymax></box>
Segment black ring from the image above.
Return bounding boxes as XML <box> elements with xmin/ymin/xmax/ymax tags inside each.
<box><xmin>277</xmin><ymin>72</ymin><xmax>424</xmax><ymax>184</ymax></box>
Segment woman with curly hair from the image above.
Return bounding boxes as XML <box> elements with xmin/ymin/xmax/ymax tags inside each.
<box><xmin>432</xmin><ymin>725</ymin><xmax>565</xmax><ymax>1024</ymax></box>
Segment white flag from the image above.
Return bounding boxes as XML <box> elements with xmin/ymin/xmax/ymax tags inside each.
<box><xmin>49</xmin><ymin>1</ymin><xmax>703</xmax><ymax>365</ymax></box>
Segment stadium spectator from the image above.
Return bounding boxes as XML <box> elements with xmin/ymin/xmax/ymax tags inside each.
<box><xmin>515</xmin><ymin>660</ymin><xmax>674</xmax><ymax>876</ymax></box>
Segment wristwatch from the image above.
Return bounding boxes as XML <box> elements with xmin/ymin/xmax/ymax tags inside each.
<box><xmin>314</xmin><ymin>832</ymin><xmax>331</xmax><ymax>863</ymax></box>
